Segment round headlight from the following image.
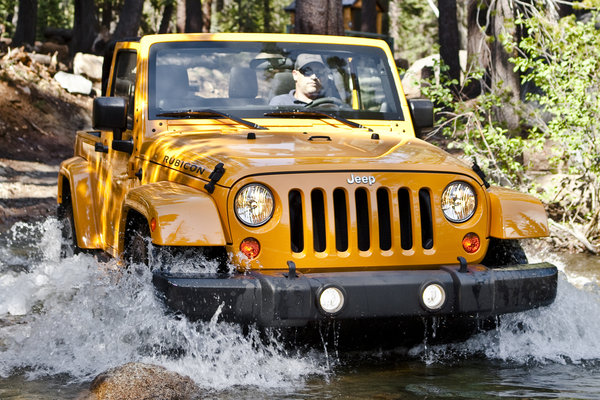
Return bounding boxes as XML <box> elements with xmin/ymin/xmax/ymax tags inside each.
<box><xmin>234</xmin><ymin>184</ymin><xmax>274</xmax><ymax>227</ymax></box>
<box><xmin>319</xmin><ymin>287</ymin><xmax>345</xmax><ymax>314</ymax></box>
<box><xmin>441</xmin><ymin>181</ymin><xmax>476</xmax><ymax>223</ymax></box>
<box><xmin>421</xmin><ymin>283</ymin><xmax>446</xmax><ymax>311</ymax></box>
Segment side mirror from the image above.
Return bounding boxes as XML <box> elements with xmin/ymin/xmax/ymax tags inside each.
<box><xmin>93</xmin><ymin>97</ymin><xmax>128</xmax><ymax>138</ymax></box>
<box><xmin>408</xmin><ymin>99</ymin><xmax>434</xmax><ymax>136</ymax></box>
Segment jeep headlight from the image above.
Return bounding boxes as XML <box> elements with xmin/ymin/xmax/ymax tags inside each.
<box><xmin>234</xmin><ymin>184</ymin><xmax>274</xmax><ymax>227</ymax></box>
<box><xmin>441</xmin><ymin>182</ymin><xmax>476</xmax><ymax>223</ymax></box>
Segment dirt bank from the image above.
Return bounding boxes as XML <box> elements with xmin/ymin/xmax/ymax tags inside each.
<box><xmin>0</xmin><ymin>48</ymin><xmax>92</xmax><ymax>231</ymax></box>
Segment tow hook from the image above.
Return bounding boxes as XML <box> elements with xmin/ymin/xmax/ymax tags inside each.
<box><xmin>457</xmin><ymin>256</ymin><xmax>468</xmax><ymax>273</ymax></box>
<box><xmin>285</xmin><ymin>260</ymin><xmax>297</xmax><ymax>279</ymax></box>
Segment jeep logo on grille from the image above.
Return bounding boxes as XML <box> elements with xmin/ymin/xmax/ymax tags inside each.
<box><xmin>347</xmin><ymin>174</ymin><xmax>376</xmax><ymax>185</ymax></box>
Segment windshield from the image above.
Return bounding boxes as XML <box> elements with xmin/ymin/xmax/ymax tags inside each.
<box><xmin>148</xmin><ymin>41</ymin><xmax>403</xmax><ymax>121</ymax></box>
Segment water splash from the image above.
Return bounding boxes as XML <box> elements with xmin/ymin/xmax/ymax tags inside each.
<box><xmin>2</xmin><ymin>219</ymin><xmax>600</xmax><ymax>389</ymax></box>
<box><xmin>411</xmin><ymin>249</ymin><xmax>600</xmax><ymax>365</ymax></box>
<box><xmin>0</xmin><ymin>219</ymin><xmax>326</xmax><ymax>389</ymax></box>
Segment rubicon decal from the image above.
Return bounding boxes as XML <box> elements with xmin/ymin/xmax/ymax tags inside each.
<box><xmin>163</xmin><ymin>155</ymin><xmax>206</xmax><ymax>175</ymax></box>
<box><xmin>347</xmin><ymin>174</ymin><xmax>376</xmax><ymax>185</ymax></box>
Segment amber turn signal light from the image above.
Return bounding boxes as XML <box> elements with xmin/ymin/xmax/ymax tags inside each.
<box><xmin>462</xmin><ymin>232</ymin><xmax>480</xmax><ymax>253</ymax></box>
<box><xmin>150</xmin><ymin>218</ymin><xmax>157</xmax><ymax>232</ymax></box>
<box><xmin>240</xmin><ymin>237</ymin><xmax>260</xmax><ymax>259</ymax></box>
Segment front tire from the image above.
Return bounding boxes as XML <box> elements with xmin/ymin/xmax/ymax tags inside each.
<box><xmin>481</xmin><ymin>238</ymin><xmax>528</xmax><ymax>268</ymax></box>
<box><xmin>57</xmin><ymin>200</ymin><xmax>79</xmax><ymax>258</ymax></box>
<box><xmin>124</xmin><ymin>217</ymin><xmax>152</xmax><ymax>266</ymax></box>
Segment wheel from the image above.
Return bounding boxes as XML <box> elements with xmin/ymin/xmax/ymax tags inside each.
<box><xmin>57</xmin><ymin>200</ymin><xmax>79</xmax><ymax>258</ymax></box>
<box><xmin>481</xmin><ymin>238</ymin><xmax>528</xmax><ymax>268</ymax></box>
<box><xmin>124</xmin><ymin>217</ymin><xmax>152</xmax><ymax>265</ymax></box>
<box><xmin>305</xmin><ymin>96</ymin><xmax>344</xmax><ymax>109</ymax></box>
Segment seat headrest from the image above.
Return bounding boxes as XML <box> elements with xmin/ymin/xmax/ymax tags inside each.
<box><xmin>229</xmin><ymin>67</ymin><xmax>258</xmax><ymax>98</ymax></box>
<box><xmin>270</xmin><ymin>71</ymin><xmax>295</xmax><ymax>97</ymax></box>
<box><xmin>155</xmin><ymin>64</ymin><xmax>189</xmax><ymax>97</ymax></box>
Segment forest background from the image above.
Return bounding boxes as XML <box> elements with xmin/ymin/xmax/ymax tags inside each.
<box><xmin>0</xmin><ymin>0</ymin><xmax>599</xmax><ymax>253</ymax></box>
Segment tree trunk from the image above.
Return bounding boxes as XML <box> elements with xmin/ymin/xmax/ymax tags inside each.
<box><xmin>159</xmin><ymin>1</ymin><xmax>175</xmax><ymax>33</ymax></box>
<box><xmin>71</xmin><ymin>0</ymin><xmax>98</xmax><ymax>55</ymax></box>
<box><xmin>438</xmin><ymin>0</ymin><xmax>461</xmax><ymax>86</ymax></box>
<box><xmin>112</xmin><ymin>0</ymin><xmax>144</xmax><ymax>39</ymax></box>
<box><xmin>388</xmin><ymin>0</ymin><xmax>400</xmax><ymax>58</ymax></box>
<box><xmin>176</xmin><ymin>0</ymin><xmax>185</xmax><ymax>32</ymax></box>
<box><xmin>465</xmin><ymin>0</ymin><xmax>489</xmax><ymax>97</ymax></box>
<box><xmin>490</xmin><ymin>0</ymin><xmax>520</xmax><ymax>130</ymax></box>
<box><xmin>361</xmin><ymin>0</ymin><xmax>377</xmax><ymax>33</ymax></box>
<box><xmin>185</xmin><ymin>0</ymin><xmax>203</xmax><ymax>32</ymax></box>
<box><xmin>176</xmin><ymin>0</ymin><xmax>203</xmax><ymax>33</ymax></box>
<box><xmin>202</xmin><ymin>0</ymin><xmax>212</xmax><ymax>32</ymax></box>
<box><xmin>12</xmin><ymin>0</ymin><xmax>37</xmax><ymax>47</ymax></box>
<box><xmin>101</xmin><ymin>0</ymin><xmax>112</xmax><ymax>29</ymax></box>
<box><xmin>263</xmin><ymin>0</ymin><xmax>270</xmax><ymax>32</ymax></box>
<box><xmin>295</xmin><ymin>0</ymin><xmax>343</xmax><ymax>35</ymax></box>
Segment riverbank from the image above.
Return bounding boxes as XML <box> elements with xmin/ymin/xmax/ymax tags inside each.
<box><xmin>0</xmin><ymin>47</ymin><xmax>92</xmax><ymax>231</ymax></box>
<box><xmin>0</xmin><ymin>158</ymin><xmax>58</xmax><ymax>232</ymax></box>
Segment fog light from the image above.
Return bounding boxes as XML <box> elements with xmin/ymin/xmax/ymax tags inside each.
<box><xmin>319</xmin><ymin>287</ymin><xmax>345</xmax><ymax>314</ymax></box>
<box><xmin>422</xmin><ymin>283</ymin><xmax>446</xmax><ymax>311</ymax></box>
<box><xmin>462</xmin><ymin>232</ymin><xmax>480</xmax><ymax>253</ymax></box>
<box><xmin>240</xmin><ymin>237</ymin><xmax>260</xmax><ymax>259</ymax></box>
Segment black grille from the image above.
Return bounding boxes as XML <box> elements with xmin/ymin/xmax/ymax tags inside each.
<box><xmin>377</xmin><ymin>188</ymin><xmax>392</xmax><ymax>251</ymax></box>
<box><xmin>398</xmin><ymin>188</ymin><xmax>413</xmax><ymax>250</ymax></box>
<box><xmin>311</xmin><ymin>189</ymin><xmax>327</xmax><ymax>252</ymax></box>
<box><xmin>289</xmin><ymin>190</ymin><xmax>304</xmax><ymax>252</ymax></box>
<box><xmin>419</xmin><ymin>189</ymin><xmax>434</xmax><ymax>250</ymax></box>
<box><xmin>333</xmin><ymin>189</ymin><xmax>348</xmax><ymax>251</ymax></box>
<box><xmin>289</xmin><ymin>186</ymin><xmax>434</xmax><ymax>253</ymax></box>
<box><xmin>355</xmin><ymin>188</ymin><xmax>370</xmax><ymax>251</ymax></box>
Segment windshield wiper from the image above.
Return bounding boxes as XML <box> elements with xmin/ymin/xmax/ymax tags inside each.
<box><xmin>157</xmin><ymin>109</ymin><xmax>267</xmax><ymax>130</ymax></box>
<box><xmin>264</xmin><ymin>110</ymin><xmax>373</xmax><ymax>132</ymax></box>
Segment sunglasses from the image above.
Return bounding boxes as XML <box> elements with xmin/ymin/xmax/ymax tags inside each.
<box><xmin>298</xmin><ymin>66</ymin><xmax>327</xmax><ymax>78</ymax></box>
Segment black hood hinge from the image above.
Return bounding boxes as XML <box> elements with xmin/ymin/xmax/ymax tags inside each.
<box><xmin>204</xmin><ymin>162</ymin><xmax>226</xmax><ymax>194</ymax></box>
<box><xmin>471</xmin><ymin>159</ymin><xmax>490</xmax><ymax>188</ymax></box>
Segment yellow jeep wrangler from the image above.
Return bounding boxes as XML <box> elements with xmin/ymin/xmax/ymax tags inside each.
<box><xmin>57</xmin><ymin>33</ymin><xmax>556</xmax><ymax>336</ymax></box>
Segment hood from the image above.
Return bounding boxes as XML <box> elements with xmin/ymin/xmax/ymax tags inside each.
<box><xmin>142</xmin><ymin>129</ymin><xmax>479</xmax><ymax>188</ymax></box>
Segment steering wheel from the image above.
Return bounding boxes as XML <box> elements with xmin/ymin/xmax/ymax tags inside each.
<box><xmin>305</xmin><ymin>96</ymin><xmax>344</xmax><ymax>109</ymax></box>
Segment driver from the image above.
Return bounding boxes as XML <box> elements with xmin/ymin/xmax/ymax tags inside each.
<box><xmin>269</xmin><ymin>54</ymin><xmax>330</xmax><ymax>106</ymax></box>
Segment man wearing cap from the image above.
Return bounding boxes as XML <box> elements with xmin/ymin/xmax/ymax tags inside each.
<box><xmin>269</xmin><ymin>53</ymin><xmax>331</xmax><ymax>106</ymax></box>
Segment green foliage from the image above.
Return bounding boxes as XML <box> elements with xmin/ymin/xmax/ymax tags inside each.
<box><xmin>0</xmin><ymin>0</ymin><xmax>16</xmax><ymax>37</ymax></box>
<box><xmin>390</xmin><ymin>0</ymin><xmax>438</xmax><ymax>65</ymax></box>
<box><xmin>37</xmin><ymin>0</ymin><xmax>73</xmax><ymax>39</ymax></box>
<box><xmin>423</xmin><ymin>8</ymin><xmax>600</xmax><ymax>248</ymax></box>
<box><xmin>421</xmin><ymin>60</ymin><xmax>529</xmax><ymax>186</ymax></box>
<box><xmin>512</xmin><ymin>11</ymin><xmax>600</xmax><ymax>241</ymax></box>
<box><xmin>213</xmin><ymin>0</ymin><xmax>289</xmax><ymax>33</ymax></box>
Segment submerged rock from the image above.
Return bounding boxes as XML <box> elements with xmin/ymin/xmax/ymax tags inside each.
<box><xmin>88</xmin><ymin>362</ymin><xmax>199</xmax><ymax>400</ymax></box>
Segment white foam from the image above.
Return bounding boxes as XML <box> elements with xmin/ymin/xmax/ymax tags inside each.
<box><xmin>2</xmin><ymin>220</ymin><xmax>600</xmax><ymax>387</ymax></box>
<box><xmin>0</xmin><ymin>220</ymin><xmax>325</xmax><ymax>388</ymax></box>
<box><xmin>413</xmin><ymin>247</ymin><xmax>600</xmax><ymax>364</ymax></box>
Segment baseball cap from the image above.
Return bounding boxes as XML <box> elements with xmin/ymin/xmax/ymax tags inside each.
<box><xmin>295</xmin><ymin>53</ymin><xmax>325</xmax><ymax>70</ymax></box>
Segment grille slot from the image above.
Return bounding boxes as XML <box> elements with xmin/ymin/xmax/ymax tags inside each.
<box><xmin>419</xmin><ymin>189</ymin><xmax>434</xmax><ymax>249</ymax></box>
<box><xmin>311</xmin><ymin>189</ymin><xmax>327</xmax><ymax>252</ymax></box>
<box><xmin>289</xmin><ymin>190</ymin><xmax>304</xmax><ymax>252</ymax></box>
<box><xmin>398</xmin><ymin>188</ymin><xmax>413</xmax><ymax>250</ymax></box>
<box><xmin>333</xmin><ymin>189</ymin><xmax>349</xmax><ymax>251</ymax></box>
<box><xmin>376</xmin><ymin>188</ymin><xmax>392</xmax><ymax>251</ymax></box>
<box><xmin>288</xmin><ymin>185</ymin><xmax>434</xmax><ymax>254</ymax></box>
<box><xmin>355</xmin><ymin>188</ymin><xmax>370</xmax><ymax>251</ymax></box>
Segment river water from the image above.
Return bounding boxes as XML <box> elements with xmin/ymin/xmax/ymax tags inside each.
<box><xmin>1</xmin><ymin>219</ymin><xmax>599</xmax><ymax>399</ymax></box>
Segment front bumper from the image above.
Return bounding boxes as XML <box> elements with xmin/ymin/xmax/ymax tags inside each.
<box><xmin>152</xmin><ymin>262</ymin><xmax>557</xmax><ymax>327</ymax></box>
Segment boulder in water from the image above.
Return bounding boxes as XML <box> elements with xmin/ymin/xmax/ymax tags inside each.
<box><xmin>88</xmin><ymin>362</ymin><xmax>198</xmax><ymax>400</ymax></box>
